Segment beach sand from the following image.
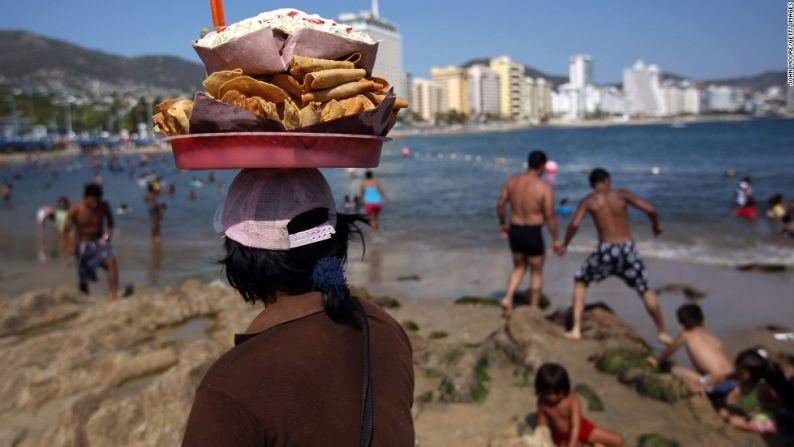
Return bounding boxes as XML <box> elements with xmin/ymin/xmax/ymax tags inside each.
<box><xmin>0</xmin><ymin>280</ymin><xmax>791</xmax><ymax>446</ymax></box>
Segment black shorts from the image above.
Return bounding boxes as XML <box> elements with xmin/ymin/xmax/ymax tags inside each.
<box><xmin>508</xmin><ymin>225</ymin><xmax>544</xmax><ymax>256</ymax></box>
<box><xmin>574</xmin><ymin>241</ymin><xmax>650</xmax><ymax>294</ymax></box>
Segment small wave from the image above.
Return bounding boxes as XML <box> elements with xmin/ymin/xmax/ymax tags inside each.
<box><xmin>566</xmin><ymin>238</ymin><xmax>794</xmax><ymax>268</ymax></box>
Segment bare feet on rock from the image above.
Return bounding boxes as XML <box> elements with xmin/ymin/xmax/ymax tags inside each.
<box><xmin>564</xmin><ymin>330</ymin><xmax>581</xmax><ymax>341</ymax></box>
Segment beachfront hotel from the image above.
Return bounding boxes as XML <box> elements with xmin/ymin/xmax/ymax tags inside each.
<box><xmin>490</xmin><ymin>56</ymin><xmax>525</xmax><ymax>120</ymax></box>
<box><xmin>623</xmin><ymin>60</ymin><xmax>665</xmax><ymax>117</ymax></box>
<box><xmin>522</xmin><ymin>77</ymin><xmax>552</xmax><ymax>122</ymax></box>
<box><xmin>338</xmin><ymin>0</ymin><xmax>405</xmax><ymax>97</ymax></box>
<box><xmin>430</xmin><ymin>66</ymin><xmax>469</xmax><ymax>115</ymax></box>
<box><xmin>410</xmin><ymin>77</ymin><xmax>437</xmax><ymax>122</ymax></box>
<box><xmin>467</xmin><ymin>64</ymin><xmax>501</xmax><ymax>117</ymax></box>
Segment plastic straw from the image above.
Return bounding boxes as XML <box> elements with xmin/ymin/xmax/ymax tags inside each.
<box><xmin>210</xmin><ymin>0</ymin><xmax>225</xmax><ymax>30</ymax></box>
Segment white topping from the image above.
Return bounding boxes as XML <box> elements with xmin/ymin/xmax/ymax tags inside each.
<box><xmin>196</xmin><ymin>8</ymin><xmax>375</xmax><ymax>48</ymax></box>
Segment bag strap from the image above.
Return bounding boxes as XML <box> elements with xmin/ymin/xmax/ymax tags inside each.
<box><xmin>356</xmin><ymin>299</ymin><xmax>373</xmax><ymax>447</ymax></box>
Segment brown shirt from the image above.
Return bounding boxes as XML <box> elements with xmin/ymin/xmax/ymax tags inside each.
<box><xmin>182</xmin><ymin>292</ymin><xmax>414</xmax><ymax>446</ymax></box>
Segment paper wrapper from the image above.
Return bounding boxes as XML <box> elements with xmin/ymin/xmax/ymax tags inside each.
<box><xmin>193</xmin><ymin>27</ymin><xmax>379</xmax><ymax>76</ymax></box>
<box><xmin>189</xmin><ymin>90</ymin><xmax>396</xmax><ymax>137</ymax></box>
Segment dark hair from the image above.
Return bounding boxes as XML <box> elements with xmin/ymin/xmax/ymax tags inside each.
<box><xmin>535</xmin><ymin>363</ymin><xmax>571</xmax><ymax>396</ymax></box>
<box><xmin>147</xmin><ymin>183</ymin><xmax>157</xmax><ymax>193</ymax></box>
<box><xmin>560</xmin><ymin>198</ymin><xmax>569</xmax><ymax>205</ymax></box>
<box><xmin>57</xmin><ymin>196</ymin><xmax>70</xmax><ymax>208</ymax></box>
<box><xmin>676</xmin><ymin>304</ymin><xmax>704</xmax><ymax>330</ymax></box>
<box><xmin>742</xmin><ymin>177</ymin><xmax>751</xmax><ymax>183</ymax></box>
<box><xmin>220</xmin><ymin>209</ymin><xmax>368</xmax><ymax>325</ymax></box>
<box><xmin>84</xmin><ymin>183</ymin><xmax>103</xmax><ymax>198</ymax></box>
<box><xmin>589</xmin><ymin>168</ymin><xmax>610</xmax><ymax>188</ymax></box>
<box><xmin>528</xmin><ymin>150</ymin><xmax>547</xmax><ymax>170</ymax></box>
<box><xmin>734</xmin><ymin>348</ymin><xmax>794</xmax><ymax>410</ymax></box>
<box><xmin>767</xmin><ymin>194</ymin><xmax>783</xmax><ymax>208</ymax></box>
<box><xmin>365</xmin><ymin>170</ymin><xmax>374</xmax><ymax>179</ymax></box>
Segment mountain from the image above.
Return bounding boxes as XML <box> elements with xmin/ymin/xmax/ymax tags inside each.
<box><xmin>0</xmin><ymin>30</ymin><xmax>204</xmax><ymax>96</ymax></box>
<box><xmin>460</xmin><ymin>57</ymin><xmax>568</xmax><ymax>88</ymax></box>
<box><xmin>700</xmin><ymin>71</ymin><xmax>786</xmax><ymax>92</ymax></box>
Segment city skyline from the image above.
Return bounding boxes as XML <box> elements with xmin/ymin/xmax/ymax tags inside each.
<box><xmin>0</xmin><ymin>0</ymin><xmax>787</xmax><ymax>84</ymax></box>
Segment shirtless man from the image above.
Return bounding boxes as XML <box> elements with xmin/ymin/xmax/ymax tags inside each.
<box><xmin>647</xmin><ymin>304</ymin><xmax>735</xmax><ymax>396</ymax></box>
<box><xmin>497</xmin><ymin>150</ymin><xmax>560</xmax><ymax>317</ymax></box>
<box><xmin>65</xmin><ymin>183</ymin><xmax>118</xmax><ymax>300</ymax></box>
<box><xmin>558</xmin><ymin>168</ymin><xmax>671</xmax><ymax>345</ymax></box>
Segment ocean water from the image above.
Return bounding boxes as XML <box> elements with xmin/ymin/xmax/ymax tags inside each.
<box><xmin>1</xmin><ymin>118</ymin><xmax>793</xmax><ymax>289</ymax></box>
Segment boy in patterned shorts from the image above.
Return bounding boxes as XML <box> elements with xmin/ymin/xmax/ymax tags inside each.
<box><xmin>557</xmin><ymin>168</ymin><xmax>672</xmax><ymax>346</ymax></box>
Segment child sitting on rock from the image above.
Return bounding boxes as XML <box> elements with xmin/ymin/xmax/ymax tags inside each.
<box><xmin>646</xmin><ymin>303</ymin><xmax>735</xmax><ymax>397</ymax></box>
<box><xmin>717</xmin><ymin>349</ymin><xmax>791</xmax><ymax>434</ymax></box>
<box><xmin>535</xmin><ymin>363</ymin><xmax>623</xmax><ymax>447</ymax></box>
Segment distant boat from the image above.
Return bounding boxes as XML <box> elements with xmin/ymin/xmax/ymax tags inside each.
<box><xmin>670</xmin><ymin>120</ymin><xmax>687</xmax><ymax>129</ymax></box>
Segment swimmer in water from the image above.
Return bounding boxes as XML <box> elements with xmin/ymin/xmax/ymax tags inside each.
<box><xmin>556</xmin><ymin>197</ymin><xmax>573</xmax><ymax>217</ymax></box>
<box><xmin>734</xmin><ymin>177</ymin><xmax>752</xmax><ymax>206</ymax></box>
<box><xmin>2</xmin><ymin>183</ymin><xmax>13</xmax><ymax>202</ymax></box>
<box><xmin>145</xmin><ymin>183</ymin><xmax>165</xmax><ymax>240</ymax></box>
<box><xmin>342</xmin><ymin>195</ymin><xmax>356</xmax><ymax>212</ymax></box>
<box><xmin>733</xmin><ymin>196</ymin><xmax>759</xmax><ymax>220</ymax></box>
<box><xmin>36</xmin><ymin>205</ymin><xmax>57</xmax><ymax>261</ymax></box>
<box><xmin>116</xmin><ymin>203</ymin><xmax>132</xmax><ymax>215</ymax></box>
<box><xmin>55</xmin><ymin>197</ymin><xmax>71</xmax><ymax>263</ymax></box>
<box><xmin>359</xmin><ymin>170</ymin><xmax>390</xmax><ymax>233</ymax></box>
<box><xmin>782</xmin><ymin>214</ymin><xmax>794</xmax><ymax>239</ymax></box>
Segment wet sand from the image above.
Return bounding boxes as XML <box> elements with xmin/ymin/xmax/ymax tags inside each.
<box><xmin>3</xmin><ymin>237</ymin><xmax>793</xmax><ymax>368</ymax></box>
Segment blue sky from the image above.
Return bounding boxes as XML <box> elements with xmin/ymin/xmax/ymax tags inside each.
<box><xmin>1</xmin><ymin>0</ymin><xmax>787</xmax><ymax>83</ymax></box>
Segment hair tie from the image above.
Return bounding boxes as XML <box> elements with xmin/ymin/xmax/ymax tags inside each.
<box><xmin>311</xmin><ymin>256</ymin><xmax>347</xmax><ymax>292</ymax></box>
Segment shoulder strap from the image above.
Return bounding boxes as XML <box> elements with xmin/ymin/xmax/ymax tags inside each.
<box><xmin>356</xmin><ymin>299</ymin><xmax>373</xmax><ymax>447</ymax></box>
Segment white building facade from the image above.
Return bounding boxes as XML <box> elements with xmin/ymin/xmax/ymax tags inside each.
<box><xmin>338</xmin><ymin>1</ymin><xmax>405</xmax><ymax>97</ymax></box>
<box><xmin>623</xmin><ymin>60</ymin><xmax>665</xmax><ymax>116</ymax></box>
<box><xmin>467</xmin><ymin>64</ymin><xmax>500</xmax><ymax>117</ymax></box>
<box><xmin>569</xmin><ymin>54</ymin><xmax>593</xmax><ymax>89</ymax></box>
<box><xmin>410</xmin><ymin>77</ymin><xmax>436</xmax><ymax>122</ymax></box>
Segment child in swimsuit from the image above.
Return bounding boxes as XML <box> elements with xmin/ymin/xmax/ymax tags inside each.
<box><xmin>535</xmin><ymin>363</ymin><xmax>623</xmax><ymax>447</ymax></box>
<box><xmin>719</xmin><ymin>349</ymin><xmax>782</xmax><ymax>434</ymax></box>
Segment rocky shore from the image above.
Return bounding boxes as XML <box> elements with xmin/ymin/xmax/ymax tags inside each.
<box><xmin>0</xmin><ymin>281</ymin><xmax>791</xmax><ymax>446</ymax></box>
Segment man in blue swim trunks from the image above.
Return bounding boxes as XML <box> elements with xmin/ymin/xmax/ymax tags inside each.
<box><xmin>497</xmin><ymin>150</ymin><xmax>560</xmax><ymax>318</ymax></box>
<box><xmin>558</xmin><ymin>168</ymin><xmax>672</xmax><ymax>345</ymax></box>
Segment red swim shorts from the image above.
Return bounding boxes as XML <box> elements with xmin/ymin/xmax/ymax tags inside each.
<box><xmin>364</xmin><ymin>203</ymin><xmax>382</xmax><ymax>217</ymax></box>
<box><xmin>552</xmin><ymin>417</ymin><xmax>595</xmax><ymax>446</ymax></box>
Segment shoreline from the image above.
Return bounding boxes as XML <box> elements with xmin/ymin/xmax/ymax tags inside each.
<box><xmin>389</xmin><ymin>113</ymin><xmax>791</xmax><ymax>138</ymax></box>
<box><xmin>1</xmin><ymin>115</ymin><xmax>791</xmax><ymax>166</ymax></box>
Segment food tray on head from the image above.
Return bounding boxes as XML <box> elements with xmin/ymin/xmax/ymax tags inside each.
<box><xmin>193</xmin><ymin>10</ymin><xmax>379</xmax><ymax>76</ymax></box>
<box><xmin>168</xmin><ymin>132</ymin><xmax>388</xmax><ymax>170</ymax></box>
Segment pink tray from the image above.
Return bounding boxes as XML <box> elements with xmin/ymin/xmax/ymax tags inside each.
<box><xmin>167</xmin><ymin>132</ymin><xmax>387</xmax><ymax>169</ymax></box>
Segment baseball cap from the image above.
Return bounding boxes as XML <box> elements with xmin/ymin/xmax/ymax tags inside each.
<box><xmin>214</xmin><ymin>168</ymin><xmax>337</xmax><ymax>250</ymax></box>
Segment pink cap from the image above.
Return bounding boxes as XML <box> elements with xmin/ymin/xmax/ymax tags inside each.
<box><xmin>214</xmin><ymin>169</ymin><xmax>337</xmax><ymax>250</ymax></box>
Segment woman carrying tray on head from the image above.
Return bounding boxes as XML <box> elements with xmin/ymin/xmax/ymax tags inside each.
<box><xmin>181</xmin><ymin>169</ymin><xmax>414</xmax><ymax>447</ymax></box>
<box><xmin>360</xmin><ymin>170</ymin><xmax>390</xmax><ymax>233</ymax></box>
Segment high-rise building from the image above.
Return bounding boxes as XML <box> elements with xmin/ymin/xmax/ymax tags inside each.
<box><xmin>569</xmin><ymin>55</ymin><xmax>593</xmax><ymax>89</ymax></box>
<box><xmin>467</xmin><ymin>64</ymin><xmax>500</xmax><ymax>117</ymax></box>
<box><xmin>705</xmin><ymin>85</ymin><xmax>743</xmax><ymax>113</ymax></box>
<box><xmin>430</xmin><ymin>66</ymin><xmax>469</xmax><ymax>114</ymax></box>
<box><xmin>338</xmin><ymin>1</ymin><xmax>405</xmax><ymax>97</ymax></box>
<box><xmin>623</xmin><ymin>60</ymin><xmax>664</xmax><ymax>116</ymax></box>
<box><xmin>683</xmin><ymin>83</ymin><xmax>701</xmax><ymax>115</ymax></box>
<box><xmin>410</xmin><ymin>77</ymin><xmax>436</xmax><ymax>122</ymax></box>
<box><xmin>489</xmin><ymin>56</ymin><xmax>525</xmax><ymax>119</ymax></box>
